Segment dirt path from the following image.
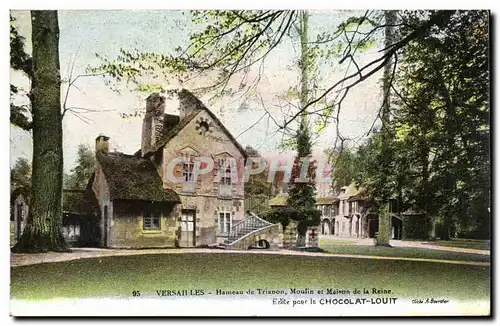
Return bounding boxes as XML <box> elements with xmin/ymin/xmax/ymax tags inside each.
<box><xmin>10</xmin><ymin>247</ymin><xmax>489</xmax><ymax>268</ymax></box>
<box><xmin>320</xmin><ymin>236</ymin><xmax>490</xmax><ymax>256</ymax></box>
<box><xmin>391</xmin><ymin>240</ymin><xmax>490</xmax><ymax>255</ymax></box>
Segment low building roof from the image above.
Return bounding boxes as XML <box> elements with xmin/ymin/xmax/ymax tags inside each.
<box><xmin>338</xmin><ymin>182</ymin><xmax>364</xmax><ymax>200</ymax></box>
<box><xmin>347</xmin><ymin>192</ymin><xmax>370</xmax><ymax>202</ymax></box>
<box><xmin>96</xmin><ymin>153</ymin><xmax>180</xmax><ymax>203</ymax></box>
<box><xmin>402</xmin><ymin>208</ymin><xmax>427</xmax><ymax>216</ymax></box>
<box><xmin>10</xmin><ymin>187</ymin><xmax>30</xmax><ymax>205</ymax></box>
<box><xmin>11</xmin><ymin>188</ymin><xmax>100</xmax><ymax>216</ymax></box>
<box><xmin>316</xmin><ymin>197</ymin><xmax>340</xmax><ymax>205</ymax></box>
<box><xmin>63</xmin><ymin>189</ymin><xmax>100</xmax><ymax>215</ymax></box>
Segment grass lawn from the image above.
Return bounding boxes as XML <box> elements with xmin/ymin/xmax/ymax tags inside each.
<box><xmin>318</xmin><ymin>244</ymin><xmax>490</xmax><ymax>262</ymax></box>
<box><xmin>11</xmin><ymin>253</ymin><xmax>490</xmax><ymax>301</ymax></box>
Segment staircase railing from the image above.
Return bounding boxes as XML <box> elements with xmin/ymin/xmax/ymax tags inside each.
<box><xmin>227</xmin><ymin>212</ymin><xmax>272</xmax><ymax>242</ymax></box>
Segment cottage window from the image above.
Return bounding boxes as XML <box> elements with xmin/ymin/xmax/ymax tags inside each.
<box><xmin>218</xmin><ymin>158</ymin><xmax>232</xmax><ymax>198</ymax></box>
<box><xmin>182</xmin><ymin>154</ymin><xmax>196</xmax><ymax>193</ymax></box>
<box><xmin>67</xmin><ymin>225</ymin><xmax>81</xmax><ymax>239</ymax></box>
<box><xmin>325</xmin><ymin>205</ymin><xmax>332</xmax><ymax>217</ymax></box>
<box><xmin>181</xmin><ymin>210</ymin><xmax>195</xmax><ymax>232</ymax></box>
<box><xmin>333</xmin><ymin>205</ymin><xmax>339</xmax><ymax>216</ymax></box>
<box><xmin>218</xmin><ymin>207</ymin><xmax>232</xmax><ymax>234</ymax></box>
<box><xmin>143</xmin><ymin>211</ymin><xmax>161</xmax><ymax>230</ymax></box>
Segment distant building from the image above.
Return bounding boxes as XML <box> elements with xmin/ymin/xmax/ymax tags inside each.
<box><xmin>319</xmin><ymin>183</ymin><xmax>376</xmax><ymax>238</ymax></box>
<box><xmin>269</xmin><ymin>181</ymin><xmax>412</xmax><ymax>240</ymax></box>
<box><xmin>11</xmin><ymin>188</ymin><xmax>100</xmax><ymax>247</ymax></box>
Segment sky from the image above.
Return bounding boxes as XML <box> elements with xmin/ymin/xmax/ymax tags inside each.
<box><xmin>9</xmin><ymin>10</ymin><xmax>384</xmax><ymax>173</ymax></box>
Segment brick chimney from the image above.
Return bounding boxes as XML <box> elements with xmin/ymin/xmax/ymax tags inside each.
<box><xmin>95</xmin><ymin>135</ymin><xmax>110</xmax><ymax>155</ymax></box>
<box><xmin>141</xmin><ymin>93</ymin><xmax>166</xmax><ymax>155</ymax></box>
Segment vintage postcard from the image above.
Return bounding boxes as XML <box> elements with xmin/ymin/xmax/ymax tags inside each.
<box><xmin>8</xmin><ymin>8</ymin><xmax>491</xmax><ymax>317</ymax></box>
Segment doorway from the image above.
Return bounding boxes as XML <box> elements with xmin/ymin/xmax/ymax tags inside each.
<box><xmin>355</xmin><ymin>216</ymin><xmax>360</xmax><ymax>237</ymax></box>
<box><xmin>181</xmin><ymin>209</ymin><xmax>196</xmax><ymax>247</ymax></box>
<box><xmin>392</xmin><ymin>216</ymin><xmax>403</xmax><ymax>240</ymax></box>
<box><xmin>321</xmin><ymin>219</ymin><xmax>330</xmax><ymax>235</ymax></box>
<box><xmin>103</xmin><ymin>205</ymin><xmax>108</xmax><ymax>247</ymax></box>
<box><xmin>368</xmin><ymin>218</ymin><xmax>379</xmax><ymax>238</ymax></box>
<box><xmin>16</xmin><ymin>203</ymin><xmax>23</xmax><ymax>241</ymax></box>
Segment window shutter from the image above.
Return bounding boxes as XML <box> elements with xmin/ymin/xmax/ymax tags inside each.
<box><xmin>174</xmin><ymin>162</ymin><xmax>183</xmax><ymax>179</ymax></box>
<box><xmin>213</xmin><ymin>158</ymin><xmax>221</xmax><ymax>178</ymax></box>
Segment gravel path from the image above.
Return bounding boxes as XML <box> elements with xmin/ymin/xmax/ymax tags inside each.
<box><xmin>321</xmin><ymin>236</ymin><xmax>490</xmax><ymax>255</ymax></box>
<box><xmin>10</xmin><ymin>246</ymin><xmax>489</xmax><ymax>268</ymax></box>
<box><xmin>391</xmin><ymin>240</ymin><xmax>490</xmax><ymax>255</ymax></box>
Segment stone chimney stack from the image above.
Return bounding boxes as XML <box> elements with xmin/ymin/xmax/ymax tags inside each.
<box><xmin>179</xmin><ymin>89</ymin><xmax>202</xmax><ymax>121</ymax></box>
<box><xmin>95</xmin><ymin>135</ymin><xmax>110</xmax><ymax>155</ymax></box>
<box><xmin>141</xmin><ymin>93</ymin><xmax>166</xmax><ymax>156</ymax></box>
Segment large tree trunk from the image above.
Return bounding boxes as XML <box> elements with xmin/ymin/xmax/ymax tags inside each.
<box><xmin>12</xmin><ymin>11</ymin><xmax>67</xmax><ymax>253</ymax></box>
<box><xmin>436</xmin><ymin>74</ymin><xmax>458</xmax><ymax>241</ymax></box>
<box><xmin>376</xmin><ymin>10</ymin><xmax>397</xmax><ymax>247</ymax></box>
<box><xmin>420</xmin><ymin>142</ymin><xmax>436</xmax><ymax>240</ymax></box>
<box><xmin>416</xmin><ymin>112</ymin><xmax>435</xmax><ymax>240</ymax></box>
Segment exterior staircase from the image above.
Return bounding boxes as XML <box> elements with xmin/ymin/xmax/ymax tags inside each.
<box><xmin>222</xmin><ymin>212</ymin><xmax>279</xmax><ymax>250</ymax></box>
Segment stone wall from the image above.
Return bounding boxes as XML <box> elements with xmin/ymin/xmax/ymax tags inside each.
<box><xmin>229</xmin><ymin>223</ymin><xmax>282</xmax><ymax>250</ymax></box>
<box><xmin>336</xmin><ymin>216</ymin><xmax>353</xmax><ymax>237</ymax></box>
<box><xmin>161</xmin><ymin>108</ymin><xmax>246</xmax><ymax>246</ymax></box>
<box><xmin>161</xmin><ymin>109</ymin><xmax>246</xmax><ymax>200</ymax></box>
<box><xmin>92</xmin><ymin>161</ymin><xmax>112</xmax><ymax>247</ymax></box>
<box><xmin>282</xmin><ymin>221</ymin><xmax>298</xmax><ymax>249</ymax></box>
<box><xmin>108</xmin><ymin>202</ymin><xmax>178</xmax><ymax>249</ymax></box>
<box><xmin>178</xmin><ymin>195</ymin><xmax>244</xmax><ymax>247</ymax></box>
<box><xmin>305</xmin><ymin>226</ymin><xmax>319</xmax><ymax>247</ymax></box>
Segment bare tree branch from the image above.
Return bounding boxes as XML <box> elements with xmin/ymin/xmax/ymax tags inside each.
<box><xmin>277</xmin><ymin>10</ymin><xmax>454</xmax><ymax>130</ymax></box>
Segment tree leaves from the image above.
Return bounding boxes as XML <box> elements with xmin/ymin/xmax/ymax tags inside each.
<box><xmin>10</xmin><ymin>14</ymin><xmax>33</xmax><ymax>131</ymax></box>
<box><xmin>11</xmin><ymin>157</ymin><xmax>32</xmax><ymax>192</ymax></box>
<box><xmin>10</xmin><ymin>15</ymin><xmax>32</xmax><ymax>77</ymax></box>
<box><xmin>63</xmin><ymin>144</ymin><xmax>96</xmax><ymax>189</ymax></box>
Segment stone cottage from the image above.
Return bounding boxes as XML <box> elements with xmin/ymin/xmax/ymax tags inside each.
<box><xmin>89</xmin><ymin>142</ymin><xmax>181</xmax><ymax>248</ymax></box>
<box><xmin>88</xmin><ymin>89</ymin><xmax>248</xmax><ymax>248</ymax></box>
<box><xmin>10</xmin><ymin>90</ymin><xmax>264</xmax><ymax>249</ymax></box>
